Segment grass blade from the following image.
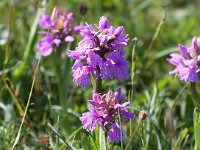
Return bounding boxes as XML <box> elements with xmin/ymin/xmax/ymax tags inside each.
<box><xmin>11</xmin><ymin>56</ymin><xmax>41</xmax><ymax>149</ymax></box>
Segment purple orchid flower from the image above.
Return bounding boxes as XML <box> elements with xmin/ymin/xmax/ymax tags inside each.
<box><xmin>68</xmin><ymin>16</ymin><xmax>129</xmax><ymax>87</ymax></box>
<box><xmin>80</xmin><ymin>88</ymin><xmax>135</xmax><ymax>143</ymax></box>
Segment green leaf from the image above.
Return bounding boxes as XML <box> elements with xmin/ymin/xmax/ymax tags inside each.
<box><xmin>193</xmin><ymin>108</ymin><xmax>200</xmax><ymax>149</ymax></box>
<box><xmin>13</xmin><ymin>3</ymin><xmax>45</xmax><ymax>79</ymax></box>
<box><xmin>99</xmin><ymin>127</ymin><xmax>106</xmax><ymax>150</ymax></box>
<box><xmin>180</xmin><ymin>128</ymin><xmax>188</xmax><ymax>144</ymax></box>
<box><xmin>195</xmin><ymin>123</ymin><xmax>200</xmax><ymax>149</ymax></box>
<box><xmin>90</xmin><ymin>133</ymin><xmax>99</xmax><ymax>150</ymax></box>
<box><xmin>172</xmin><ymin>128</ymin><xmax>188</xmax><ymax>150</ymax></box>
<box><xmin>113</xmin><ymin>145</ymin><xmax>121</xmax><ymax>150</ymax></box>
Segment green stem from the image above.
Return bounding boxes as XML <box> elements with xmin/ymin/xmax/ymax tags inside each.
<box><xmin>118</xmin><ymin>109</ymin><xmax>123</xmax><ymax>150</ymax></box>
<box><xmin>94</xmin><ymin>67</ymin><xmax>102</xmax><ymax>93</ymax></box>
<box><xmin>94</xmin><ymin>71</ymin><xmax>104</xmax><ymax>149</ymax></box>
<box><xmin>58</xmin><ymin>72</ymin><xmax>68</xmax><ymax>113</ymax></box>
<box><xmin>130</xmin><ymin>38</ymin><xmax>137</xmax><ymax>139</ymax></box>
<box><xmin>53</xmin><ymin>43</ymin><xmax>71</xmax><ymax>113</ymax></box>
<box><xmin>95</xmin><ymin>77</ymin><xmax>102</xmax><ymax>93</ymax></box>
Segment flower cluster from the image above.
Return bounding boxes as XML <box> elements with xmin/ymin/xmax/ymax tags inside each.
<box><xmin>167</xmin><ymin>36</ymin><xmax>200</xmax><ymax>82</ymax></box>
<box><xmin>68</xmin><ymin>16</ymin><xmax>129</xmax><ymax>87</ymax></box>
<box><xmin>80</xmin><ymin>88</ymin><xmax>135</xmax><ymax>143</ymax></box>
<box><xmin>37</xmin><ymin>7</ymin><xmax>83</xmax><ymax>56</ymax></box>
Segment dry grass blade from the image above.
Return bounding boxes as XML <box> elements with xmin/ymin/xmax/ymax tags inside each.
<box><xmin>3</xmin><ymin>78</ymin><xmax>24</xmax><ymax>116</ymax></box>
<box><xmin>11</xmin><ymin>56</ymin><xmax>41</xmax><ymax>150</ymax></box>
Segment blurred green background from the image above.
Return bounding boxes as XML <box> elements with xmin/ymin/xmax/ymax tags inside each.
<box><xmin>1</xmin><ymin>0</ymin><xmax>200</xmax><ymax>149</ymax></box>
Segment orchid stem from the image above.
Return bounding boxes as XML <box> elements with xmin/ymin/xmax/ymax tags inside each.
<box><xmin>94</xmin><ymin>71</ymin><xmax>105</xmax><ymax>149</ymax></box>
<box><xmin>95</xmin><ymin>77</ymin><xmax>102</xmax><ymax>93</ymax></box>
<box><xmin>53</xmin><ymin>43</ymin><xmax>71</xmax><ymax>113</ymax></box>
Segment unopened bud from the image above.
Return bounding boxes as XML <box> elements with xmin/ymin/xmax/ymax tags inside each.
<box><xmin>79</xmin><ymin>3</ymin><xmax>88</xmax><ymax>16</ymax></box>
<box><xmin>139</xmin><ymin>110</ymin><xmax>147</xmax><ymax>121</ymax></box>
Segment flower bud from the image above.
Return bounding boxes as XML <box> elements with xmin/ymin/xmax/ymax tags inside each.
<box><xmin>139</xmin><ymin>110</ymin><xmax>147</xmax><ymax>121</ymax></box>
<box><xmin>79</xmin><ymin>3</ymin><xmax>88</xmax><ymax>16</ymax></box>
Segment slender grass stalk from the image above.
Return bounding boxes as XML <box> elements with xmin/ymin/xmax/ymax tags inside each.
<box><xmin>128</xmin><ymin>90</ymin><xmax>132</xmax><ymax>137</ymax></box>
<box><xmin>131</xmin><ymin>37</ymin><xmax>137</xmax><ymax>98</ymax></box>
<box><xmin>144</xmin><ymin>6</ymin><xmax>168</xmax><ymax>59</ymax></box>
<box><xmin>140</xmin><ymin>122</ymin><xmax>145</xmax><ymax>146</ymax></box>
<box><xmin>129</xmin><ymin>37</ymin><xmax>137</xmax><ymax>139</ymax></box>
<box><xmin>12</xmin><ymin>56</ymin><xmax>41</xmax><ymax>149</ymax></box>
<box><xmin>125</xmin><ymin>120</ymin><xmax>142</xmax><ymax>150</ymax></box>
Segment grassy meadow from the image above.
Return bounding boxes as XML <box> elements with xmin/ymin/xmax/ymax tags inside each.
<box><xmin>0</xmin><ymin>0</ymin><xmax>200</xmax><ymax>149</ymax></box>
